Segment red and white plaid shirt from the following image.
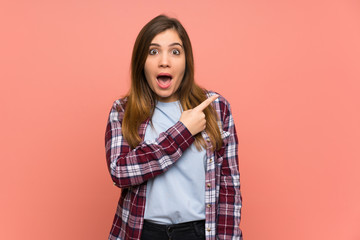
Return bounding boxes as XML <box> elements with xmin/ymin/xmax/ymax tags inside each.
<box><xmin>105</xmin><ymin>91</ymin><xmax>242</xmax><ymax>240</ymax></box>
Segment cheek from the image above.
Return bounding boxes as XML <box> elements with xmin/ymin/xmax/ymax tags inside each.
<box><xmin>175</xmin><ymin>58</ymin><xmax>186</xmax><ymax>78</ymax></box>
<box><xmin>144</xmin><ymin>63</ymin><xmax>153</xmax><ymax>82</ymax></box>
<box><xmin>144</xmin><ymin>62</ymin><xmax>150</xmax><ymax>77</ymax></box>
<box><xmin>179</xmin><ymin>62</ymin><xmax>186</xmax><ymax>80</ymax></box>
<box><xmin>181</xmin><ymin>58</ymin><xmax>186</xmax><ymax>75</ymax></box>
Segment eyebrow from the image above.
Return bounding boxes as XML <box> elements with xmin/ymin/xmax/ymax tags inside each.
<box><xmin>150</xmin><ymin>42</ymin><xmax>183</xmax><ymax>48</ymax></box>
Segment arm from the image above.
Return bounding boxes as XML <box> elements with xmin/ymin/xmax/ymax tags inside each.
<box><xmin>216</xmin><ymin>99</ymin><xmax>243</xmax><ymax>239</ymax></box>
<box><xmin>105</xmin><ymin>99</ymin><xmax>194</xmax><ymax>188</ymax></box>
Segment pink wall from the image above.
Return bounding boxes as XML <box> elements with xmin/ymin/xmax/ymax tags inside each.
<box><xmin>1</xmin><ymin>0</ymin><xmax>359</xmax><ymax>239</ymax></box>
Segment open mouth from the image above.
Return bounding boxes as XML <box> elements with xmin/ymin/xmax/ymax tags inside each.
<box><xmin>156</xmin><ymin>73</ymin><xmax>173</xmax><ymax>89</ymax></box>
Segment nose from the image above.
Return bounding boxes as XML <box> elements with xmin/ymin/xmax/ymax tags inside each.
<box><xmin>159</xmin><ymin>53</ymin><xmax>170</xmax><ymax>68</ymax></box>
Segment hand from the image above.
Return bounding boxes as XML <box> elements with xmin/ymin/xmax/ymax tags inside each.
<box><xmin>179</xmin><ymin>94</ymin><xmax>219</xmax><ymax>136</ymax></box>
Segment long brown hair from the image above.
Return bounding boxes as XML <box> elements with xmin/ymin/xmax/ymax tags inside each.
<box><xmin>122</xmin><ymin>15</ymin><xmax>222</xmax><ymax>151</ymax></box>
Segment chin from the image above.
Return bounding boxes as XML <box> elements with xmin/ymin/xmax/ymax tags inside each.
<box><xmin>156</xmin><ymin>90</ymin><xmax>172</xmax><ymax>98</ymax></box>
<box><xmin>156</xmin><ymin>92</ymin><xmax>177</xmax><ymax>101</ymax></box>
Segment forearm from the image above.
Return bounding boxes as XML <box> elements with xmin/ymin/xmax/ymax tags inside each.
<box><xmin>106</xmin><ymin>120</ymin><xmax>194</xmax><ymax>188</ymax></box>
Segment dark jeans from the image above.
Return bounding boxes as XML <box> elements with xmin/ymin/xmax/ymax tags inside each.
<box><xmin>140</xmin><ymin>220</ymin><xmax>205</xmax><ymax>240</ymax></box>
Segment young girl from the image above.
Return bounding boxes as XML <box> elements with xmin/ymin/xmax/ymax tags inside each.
<box><xmin>105</xmin><ymin>15</ymin><xmax>242</xmax><ymax>240</ymax></box>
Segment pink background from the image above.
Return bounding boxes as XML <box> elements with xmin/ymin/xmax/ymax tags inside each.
<box><xmin>1</xmin><ymin>0</ymin><xmax>360</xmax><ymax>239</ymax></box>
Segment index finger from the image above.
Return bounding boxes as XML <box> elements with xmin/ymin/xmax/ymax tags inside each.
<box><xmin>194</xmin><ymin>94</ymin><xmax>219</xmax><ymax>111</ymax></box>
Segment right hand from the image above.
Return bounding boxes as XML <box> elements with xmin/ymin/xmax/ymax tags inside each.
<box><xmin>179</xmin><ymin>95</ymin><xmax>219</xmax><ymax>136</ymax></box>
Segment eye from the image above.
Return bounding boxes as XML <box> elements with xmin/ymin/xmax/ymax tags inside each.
<box><xmin>172</xmin><ymin>49</ymin><xmax>180</xmax><ymax>55</ymax></box>
<box><xmin>149</xmin><ymin>49</ymin><xmax>158</xmax><ymax>55</ymax></box>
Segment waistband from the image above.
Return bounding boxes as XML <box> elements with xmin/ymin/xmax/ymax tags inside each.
<box><xmin>143</xmin><ymin>219</ymin><xmax>205</xmax><ymax>231</ymax></box>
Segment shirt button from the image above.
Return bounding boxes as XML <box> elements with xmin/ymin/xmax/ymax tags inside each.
<box><xmin>207</xmin><ymin>204</ymin><xmax>211</xmax><ymax>208</ymax></box>
<box><xmin>207</xmin><ymin>183</ymin><xmax>211</xmax><ymax>188</ymax></box>
<box><xmin>113</xmin><ymin>182</ymin><xmax>116</xmax><ymax>185</ymax></box>
<box><xmin>209</xmin><ymin>158</ymin><xmax>213</xmax><ymax>163</ymax></box>
<box><xmin>206</xmin><ymin>227</ymin><xmax>211</xmax><ymax>232</ymax></box>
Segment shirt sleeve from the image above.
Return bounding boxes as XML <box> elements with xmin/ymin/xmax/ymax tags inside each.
<box><xmin>105</xmin><ymin>99</ymin><xmax>195</xmax><ymax>188</ymax></box>
<box><xmin>216</xmin><ymin>98</ymin><xmax>243</xmax><ymax>239</ymax></box>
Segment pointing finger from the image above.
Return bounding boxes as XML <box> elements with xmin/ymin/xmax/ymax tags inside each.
<box><xmin>194</xmin><ymin>94</ymin><xmax>219</xmax><ymax>111</ymax></box>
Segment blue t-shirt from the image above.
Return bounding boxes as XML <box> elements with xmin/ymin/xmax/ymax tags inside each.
<box><xmin>143</xmin><ymin>100</ymin><xmax>206</xmax><ymax>224</ymax></box>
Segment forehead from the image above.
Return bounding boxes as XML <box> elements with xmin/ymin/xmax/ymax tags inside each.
<box><xmin>151</xmin><ymin>29</ymin><xmax>182</xmax><ymax>45</ymax></box>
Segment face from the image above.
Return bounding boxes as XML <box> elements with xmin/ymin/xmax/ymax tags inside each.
<box><xmin>144</xmin><ymin>29</ymin><xmax>186</xmax><ymax>102</ymax></box>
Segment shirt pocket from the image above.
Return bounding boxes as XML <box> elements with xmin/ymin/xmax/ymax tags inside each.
<box><xmin>215</xmin><ymin>130</ymin><xmax>230</xmax><ymax>175</ymax></box>
<box><xmin>215</xmin><ymin>130</ymin><xmax>231</xmax><ymax>200</ymax></box>
<box><xmin>216</xmin><ymin>130</ymin><xmax>230</xmax><ymax>160</ymax></box>
<box><xmin>215</xmin><ymin>154</ymin><xmax>224</xmax><ymax>199</ymax></box>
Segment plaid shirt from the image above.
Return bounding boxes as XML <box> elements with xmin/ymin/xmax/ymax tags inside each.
<box><xmin>105</xmin><ymin>91</ymin><xmax>242</xmax><ymax>240</ymax></box>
